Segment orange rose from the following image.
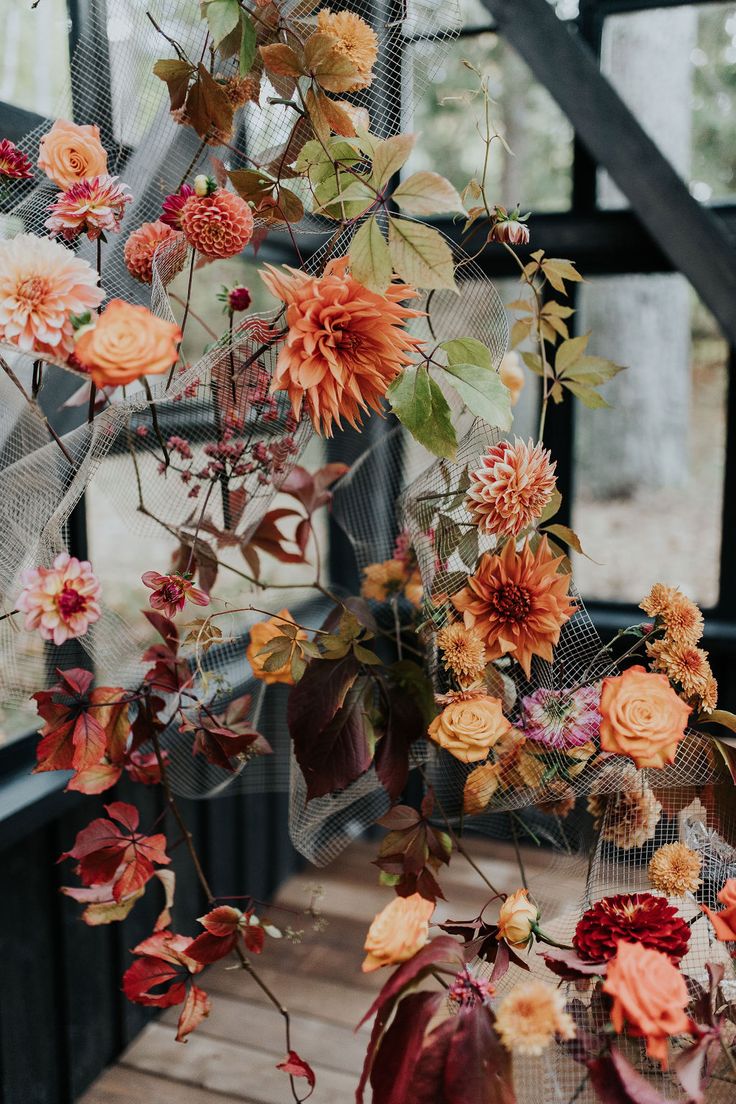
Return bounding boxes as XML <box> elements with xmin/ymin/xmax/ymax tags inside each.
<box><xmin>497</xmin><ymin>888</ymin><xmax>539</xmax><ymax>948</ymax></box>
<box><xmin>362</xmin><ymin>893</ymin><xmax>434</xmax><ymax>972</ymax></box>
<box><xmin>428</xmin><ymin>694</ymin><xmax>510</xmax><ymax>764</ymax></box>
<box><xmin>599</xmin><ymin>665</ymin><xmax>690</xmax><ymax>769</ymax></box>
<box><xmin>603</xmin><ymin>941</ymin><xmax>692</xmax><ymax>1068</ymax></box>
<box><xmin>38</xmin><ymin>119</ymin><xmax>107</xmax><ymax>189</ymax></box>
<box><xmin>75</xmin><ymin>300</ymin><xmax>181</xmax><ymax>387</ymax></box>
<box><xmin>701</xmin><ymin>877</ymin><xmax>736</xmax><ymax>941</ymax></box>
<box><xmin>246</xmin><ymin>609</ymin><xmax>306</xmax><ymax>686</ymax></box>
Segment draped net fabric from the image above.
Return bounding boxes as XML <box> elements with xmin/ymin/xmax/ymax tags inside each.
<box><xmin>0</xmin><ymin>4</ymin><xmax>734</xmax><ymax>1101</ymax></box>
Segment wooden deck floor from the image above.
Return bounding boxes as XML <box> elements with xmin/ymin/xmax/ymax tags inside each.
<box><xmin>79</xmin><ymin>838</ymin><xmax>585</xmax><ymax>1104</ymax></box>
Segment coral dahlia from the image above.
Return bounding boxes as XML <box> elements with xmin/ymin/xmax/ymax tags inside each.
<box><xmin>180</xmin><ymin>188</ymin><xmax>254</xmax><ymax>260</ymax></box>
<box><xmin>573</xmin><ymin>892</ymin><xmax>690</xmax><ymax>964</ymax></box>
<box><xmin>452</xmin><ymin>536</ymin><xmax>576</xmax><ymax>678</ymax></box>
<box><xmin>45</xmin><ymin>174</ymin><xmax>132</xmax><ymax>242</ymax></box>
<box><xmin>124</xmin><ymin>220</ymin><xmax>186</xmax><ymax>284</ymax></box>
<box><xmin>17</xmin><ymin>552</ymin><xmax>101</xmax><ymax>645</ymax></box>
<box><xmin>0</xmin><ymin>234</ymin><xmax>103</xmax><ymax>362</ymax></box>
<box><xmin>261</xmin><ymin>258</ymin><xmax>424</xmax><ymax>436</ymax></box>
<box><xmin>466</xmin><ymin>439</ymin><xmax>556</xmax><ymax>538</ymax></box>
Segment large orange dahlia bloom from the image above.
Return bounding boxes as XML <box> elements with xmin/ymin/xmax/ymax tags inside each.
<box><xmin>260</xmin><ymin>258</ymin><xmax>424</xmax><ymax>436</ymax></box>
<box><xmin>452</xmin><ymin>536</ymin><xmax>576</xmax><ymax>678</ymax></box>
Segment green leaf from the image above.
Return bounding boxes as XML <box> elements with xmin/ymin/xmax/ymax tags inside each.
<box><xmin>370</xmin><ymin>134</ymin><xmax>416</xmax><ymax>188</ymax></box>
<box><xmin>387</xmin><ymin>217</ymin><xmax>456</xmax><ymax>291</ymax></box>
<box><xmin>239</xmin><ymin>12</ymin><xmax>257</xmax><ymax>74</ymax></box>
<box><xmin>204</xmin><ymin>0</ymin><xmax>240</xmax><ymax>48</ymax></box>
<box><xmin>520</xmin><ymin>351</ymin><xmax>544</xmax><ymax>377</ymax></box>
<box><xmin>353</xmin><ymin>643</ymin><xmax>383</xmax><ymax>666</ymax></box>
<box><xmin>543</xmin><ymin>523</ymin><xmax>586</xmax><ymax>556</ymax></box>
<box><xmin>349</xmin><ymin>216</ymin><xmax>392</xmax><ymax>293</ymax></box>
<box><xmin>386</xmin><ymin>365</ymin><xmax>457</xmax><ymax>458</ymax></box>
<box><xmin>555</xmin><ymin>333</ymin><xmax>590</xmax><ymax>376</ymax></box>
<box><xmin>440</xmin><ymin>337</ymin><xmax>492</xmax><ymax>371</ymax></box>
<box><xmin>437</xmin><ymin>364</ymin><xmax>513</xmax><ymax>430</ymax></box>
<box><xmin>392</xmin><ymin>171</ymin><xmax>463</xmax><ymax>215</ymax></box>
<box><xmin>539</xmin><ymin>487</ymin><xmax>562</xmax><ymax>524</ymax></box>
<box><xmin>561</xmin><ymin>380</ymin><xmax>610</xmax><ymax>409</ymax></box>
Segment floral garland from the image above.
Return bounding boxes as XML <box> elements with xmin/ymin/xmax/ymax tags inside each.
<box><xmin>2</xmin><ymin>3</ymin><xmax>736</xmax><ymax>1102</ymax></box>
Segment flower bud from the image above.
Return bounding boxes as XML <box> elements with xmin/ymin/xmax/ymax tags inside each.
<box><xmin>489</xmin><ymin>205</ymin><xmax>530</xmax><ymax>246</ymax></box>
<box><xmin>193</xmin><ymin>173</ymin><xmax>216</xmax><ymax>197</ymax></box>
<box><xmin>497</xmin><ymin>888</ymin><xmax>539</xmax><ymax>947</ymax></box>
<box><xmin>227</xmin><ymin>285</ymin><xmax>252</xmax><ymax>312</ymax></box>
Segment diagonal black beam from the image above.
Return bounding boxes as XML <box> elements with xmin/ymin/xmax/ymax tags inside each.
<box><xmin>481</xmin><ymin>0</ymin><xmax>736</xmax><ymax>347</ymax></box>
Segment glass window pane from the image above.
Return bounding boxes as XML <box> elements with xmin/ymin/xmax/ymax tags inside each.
<box><xmin>0</xmin><ymin>0</ymin><xmax>71</xmax><ymax>117</ymax></box>
<box><xmin>599</xmin><ymin>3</ymin><xmax>736</xmax><ymax>206</ymax></box>
<box><xmin>571</xmin><ymin>277</ymin><xmax>726</xmax><ymax>609</ymax></box>
<box><xmin>405</xmin><ymin>33</ymin><xmax>574</xmax><ymax>210</ymax></box>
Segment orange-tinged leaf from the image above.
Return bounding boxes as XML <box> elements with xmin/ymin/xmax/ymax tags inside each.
<box><xmin>176</xmin><ymin>984</ymin><xmax>211</xmax><ymax>1042</ymax></box>
<box><xmin>66</xmin><ymin>762</ymin><xmax>122</xmax><ymax>794</ymax></box>
<box><xmin>259</xmin><ymin>42</ymin><xmax>303</xmax><ymax>78</ymax></box>
<box><xmin>304</xmin><ymin>32</ymin><xmax>357</xmax><ymax>92</ymax></box>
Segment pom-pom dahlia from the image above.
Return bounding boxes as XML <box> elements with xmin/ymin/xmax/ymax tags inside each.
<box><xmin>180</xmin><ymin>188</ymin><xmax>254</xmax><ymax>260</ymax></box>
<box><xmin>0</xmin><ymin>234</ymin><xmax>103</xmax><ymax>362</ymax></box>
<box><xmin>261</xmin><ymin>258</ymin><xmax>424</xmax><ymax>436</ymax></box>
<box><xmin>466</xmin><ymin>439</ymin><xmax>556</xmax><ymax>538</ymax></box>
<box><xmin>452</xmin><ymin>536</ymin><xmax>576</xmax><ymax>678</ymax></box>
<box><xmin>573</xmin><ymin>892</ymin><xmax>691</xmax><ymax>964</ymax></box>
<box><xmin>17</xmin><ymin>553</ymin><xmax>101</xmax><ymax>645</ymax></box>
<box><xmin>45</xmin><ymin>174</ymin><xmax>132</xmax><ymax>242</ymax></box>
<box><xmin>436</xmin><ymin>622</ymin><xmax>487</xmax><ymax>683</ymax></box>
<box><xmin>316</xmin><ymin>10</ymin><xmax>378</xmax><ymax>92</ymax></box>
<box><xmin>124</xmin><ymin>220</ymin><xmax>186</xmax><ymax>284</ymax></box>
<box><xmin>648</xmin><ymin>843</ymin><xmax>701</xmax><ymax>896</ymax></box>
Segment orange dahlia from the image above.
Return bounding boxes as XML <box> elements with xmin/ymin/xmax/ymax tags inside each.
<box><xmin>124</xmin><ymin>220</ymin><xmax>186</xmax><ymax>284</ymax></box>
<box><xmin>466</xmin><ymin>439</ymin><xmax>556</xmax><ymax>538</ymax></box>
<box><xmin>452</xmin><ymin>536</ymin><xmax>576</xmax><ymax>678</ymax></box>
<box><xmin>0</xmin><ymin>233</ymin><xmax>103</xmax><ymax>362</ymax></box>
<box><xmin>260</xmin><ymin>257</ymin><xmax>424</xmax><ymax>436</ymax></box>
<box><xmin>180</xmin><ymin>188</ymin><xmax>254</xmax><ymax>260</ymax></box>
<box><xmin>315</xmin><ymin>10</ymin><xmax>378</xmax><ymax>92</ymax></box>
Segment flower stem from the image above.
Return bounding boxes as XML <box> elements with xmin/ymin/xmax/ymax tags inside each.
<box><xmin>142</xmin><ymin>378</ymin><xmax>170</xmax><ymax>466</ymax></box>
<box><xmin>418</xmin><ymin>764</ymin><xmax>502</xmax><ymax>897</ymax></box>
<box><xmin>0</xmin><ymin>355</ymin><xmax>75</xmax><ymax>468</ymax></box>
<box><xmin>168</xmin><ymin>247</ymin><xmax>196</xmax><ymax>388</ymax></box>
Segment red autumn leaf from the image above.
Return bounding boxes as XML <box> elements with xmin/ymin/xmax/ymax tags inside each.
<box><xmin>66</xmin><ymin>762</ymin><xmax>122</xmax><ymax>794</ymax></box>
<box><xmin>243</xmin><ymin>919</ymin><xmax>266</xmax><ymax>954</ymax></box>
<box><xmin>369</xmin><ymin>991</ymin><xmax>444</xmax><ymax>1104</ymax></box>
<box><xmin>279</xmin><ymin>462</ymin><xmax>348</xmax><ymax>516</ymax></box>
<box><xmin>185</xmin><ymin>906</ymin><xmax>267</xmax><ymax>964</ymax></box>
<box><xmin>276</xmin><ymin>1051</ymin><xmax>316</xmax><ymax>1098</ymax></box>
<box><xmin>33</xmin><ymin>670</ymin><xmax>129</xmax><ymax>777</ymax></box>
<box><xmin>124</xmin><ymin>749</ymin><xmax>164</xmax><ymax>785</ymax></box>
<box><xmin>243</xmin><ymin>507</ymin><xmax>309</xmax><ymax>565</ymax></box>
<box><xmin>176</xmin><ymin>983</ymin><xmax>211</xmax><ymax>1042</ymax></box>
<box><xmin>123</xmin><ymin>931</ymin><xmax>203</xmax><ymax>1010</ymax></box>
<box><xmin>185</xmin><ymin>929</ymin><xmax>238</xmax><ymax>964</ymax></box>
<box><xmin>356</xmin><ymin>936</ymin><xmax>465</xmax><ymax>1103</ymax></box>
<box><xmin>185</xmin><ymin>694</ymin><xmax>270</xmax><ymax>772</ymax></box>
<box><xmin>60</xmin><ymin>801</ymin><xmax>170</xmax><ymax>902</ymax></box>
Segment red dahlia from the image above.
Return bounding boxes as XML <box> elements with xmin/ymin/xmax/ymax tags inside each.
<box><xmin>573</xmin><ymin>893</ymin><xmax>690</xmax><ymax>964</ymax></box>
<box><xmin>0</xmin><ymin>139</ymin><xmax>33</xmax><ymax>179</ymax></box>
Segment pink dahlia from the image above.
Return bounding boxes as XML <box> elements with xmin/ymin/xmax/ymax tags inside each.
<box><xmin>45</xmin><ymin>173</ymin><xmax>132</xmax><ymax>242</ymax></box>
<box><xmin>123</xmin><ymin>220</ymin><xmax>186</xmax><ymax>284</ymax></box>
<box><xmin>180</xmin><ymin>188</ymin><xmax>254</xmax><ymax>260</ymax></box>
<box><xmin>142</xmin><ymin>571</ymin><xmax>209</xmax><ymax>619</ymax></box>
<box><xmin>520</xmin><ymin>684</ymin><xmax>600</xmax><ymax>750</ymax></box>
<box><xmin>161</xmin><ymin>183</ymin><xmax>194</xmax><ymax>230</ymax></box>
<box><xmin>17</xmin><ymin>553</ymin><xmax>101</xmax><ymax>645</ymax></box>
<box><xmin>466</xmin><ymin>439</ymin><xmax>557</xmax><ymax>538</ymax></box>
<box><xmin>0</xmin><ymin>139</ymin><xmax>33</xmax><ymax>179</ymax></box>
<box><xmin>0</xmin><ymin>234</ymin><xmax>103</xmax><ymax>362</ymax></box>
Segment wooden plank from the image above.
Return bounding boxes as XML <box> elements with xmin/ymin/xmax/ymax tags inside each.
<box><xmin>78</xmin><ymin>1065</ymin><xmax>251</xmax><ymax>1104</ymax></box>
<box><xmin>122</xmin><ymin>1022</ymin><xmax>358</xmax><ymax>1104</ymax></box>
<box><xmin>481</xmin><ymin>0</ymin><xmax>736</xmax><ymax>347</ymax></box>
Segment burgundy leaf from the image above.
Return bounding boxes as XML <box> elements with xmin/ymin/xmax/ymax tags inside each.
<box><xmin>374</xmin><ymin>676</ymin><xmax>425</xmax><ymax>801</ymax></box>
<box><xmin>294</xmin><ymin>677</ymin><xmax>374</xmax><ymax>800</ymax></box>
<box><xmin>443</xmin><ymin>1005</ymin><xmax>516</xmax><ymax>1104</ymax></box>
<box><xmin>540</xmin><ymin>947</ymin><xmax>607</xmax><ymax>982</ymax></box>
<box><xmin>588</xmin><ymin>1048</ymin><xmax>676</xmax><ymax>1104</ymax></box>
<box><xmin>369</xmin><ymin>991</ymin><xmax>444</xmax><ymax>1104</ymax></box>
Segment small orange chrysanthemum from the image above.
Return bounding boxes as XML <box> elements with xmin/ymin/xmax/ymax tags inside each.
<box><xmin>647</xmin><ymin>638</ymin><xmax>718</xmax><ymax>712</ymax></box>
<box><xmin>260</xmin><ymin>258</ymin><xmax>424</xmax><ymax>436</ymax></box>
<box><xmin>315</xmin><ymin>10</ymin><xmax>378</xmax><ymax>91</ymax></box>
<box><xmin>452</xmin><ymin>536</ymin><xmax>576</xmax><ymax>678</ymax></box>
<box><xmin>124</xmin><ymin>220</ymin><xmax>186</xmax><ymax>284</ymax></box>
<box><xmin>466</xmin><ymin>439</ymin><xmax>556</xmax><ymax>538</ymax></box>
<box><xmin>180</xmin><ymin>188</ymin><xmax>254</xmax><ymax>261</ymax></box>
<box><xmin>436</xmin><ymin>622</ymin><xmax>487</xmax><ymax>683</ymax></box>
<box><xmin>495</xmin><ymin>980</ymin><xmax>575</xmax><ymax>1056</ymax></box>
<box><xmin>640</xmin><ymin>583</ymin><xmax>704</xmax><ymax>645</ymax></box>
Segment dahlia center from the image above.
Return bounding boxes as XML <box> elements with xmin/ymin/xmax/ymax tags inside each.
<box><xmin>16</xmin><ymin>275</ymin><xmax>50</xmax><ymax>308</ymax></box>
<box><xmin>57</xmin><ymin>583</ymin><xmax>88</xmax><ymax>619</ymax></box>
<box><xmin>161</xmin><ymin>582</ymin><xmax>184</xmax><ymax>603</ymax></box>
<box><xmin>492</xmin><ymin>582</ymin><xmax>532</xmax><ymax>622</ymax></box>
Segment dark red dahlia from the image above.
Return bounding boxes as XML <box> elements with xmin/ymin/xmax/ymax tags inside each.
<box><xmin>0</xmin><ymin>139</ymin><xmax>33</xmax><ymax>179</ymax></box>
<box><xmin>161</xmin><ymin>183</ymin><xmax>194</xmax><ymax>229</ymax></box>
<box><xmin>573</xmin><ymin>893</ymin><xmax>690</xmax><ymax>964</ymax></box>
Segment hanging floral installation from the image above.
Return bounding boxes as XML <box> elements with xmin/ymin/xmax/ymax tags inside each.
<box><xmin>1</xmin><ymin>2</ymin><xmax>736</xmax><ymax>1102</ymax></box>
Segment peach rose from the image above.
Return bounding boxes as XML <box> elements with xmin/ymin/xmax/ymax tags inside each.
<box><xmin>499</xmin><ymin>351</ymin><xmax>525</xmax><ymax>407</ymax></box>
<box><xmin>497</xmin><ymin>888</ymin><xmax>539</xmax><ymax>948</ymax></box>
<box><xmin>603</xmin><ymin>941</ymin><xmax>692</xmax><ymax>1068</ymax></box>
<box><xmin>701</xmin><ymin>877</ymin><xmax>736</xmax><ymax>941</ymax></box>
<box><xmin>428</xmin><ymin>694</ymin><xmax>510</xmax><ymax>764</ymax></box>
<box><xmin>246</xmin><ymin>609</ymin><xmax>306</xmax><ymax>686</ymax></box>
<box><xmin>362</xmin><ymin>893</ymin><xmax>434</xmax><ymax>972</ymax></box>
<box><xmin>74</xmin><ymin>300</ymin><xmax>181</xmax><ymax>387</ymax></box>
<box><xmin>38</xmin><ymin>119</ymin><xmax>107</xmax><ymax>189</ymax></box>
<box><xmin>599</xmin><ymin>665</ymin><xmax>691</xmax><ymax>769</ymax></box>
